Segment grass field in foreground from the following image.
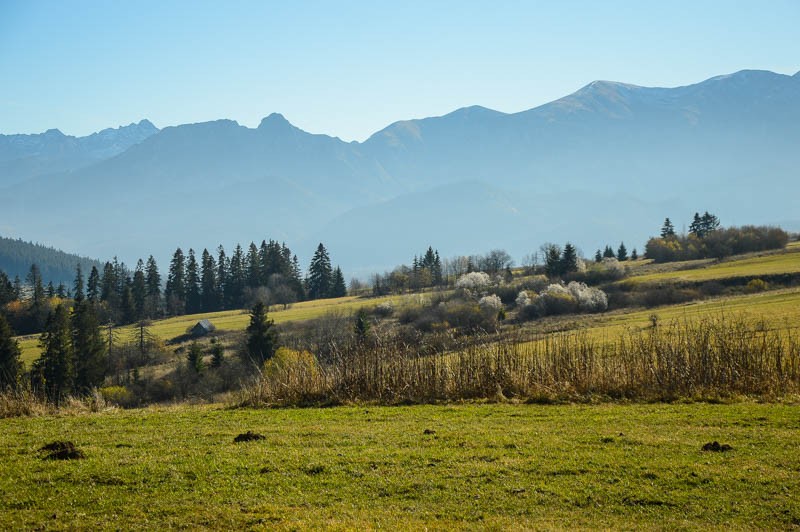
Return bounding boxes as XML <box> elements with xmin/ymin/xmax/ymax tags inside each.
<box><xmin>1</xmin><ymin>402</ymin><xmax>798</xmax><ymax>529</ymax></box>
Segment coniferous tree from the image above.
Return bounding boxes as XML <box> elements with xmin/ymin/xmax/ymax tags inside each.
<box><xmin>330</xmin><ymin>266</ymin><xmax>347</xmax><ymax>298</ymax></box>
<box><xmin>0</xmin><ymin>271</ymin><xmax>15</xmax><ymax>306</ymax></box>
<box><xmin>100</xmin><ymin>261</ymin><xmax>118</xmax><ymax>307</ymax></box>
<box><xmin>27</xmin><ymin>264</ymin><xmax>45</xmax><ymax>306</ymax></box>
<box><xmin>617</xmin><ymin>242</ymin><xmax>628</xmax><ymax>261</ymax></box>
<box><xmin>200</xmin><ymin>248</ymin><xmax>219</xmax><ymax>312</ymax></box>
<box><xmin>165</xmin><ymin>248</ymin><xmax>186</xmax><ymax>315</ymax></box>
<box><xmin>354</xmin><ymin>308</ymin><xmax>370</xmax><ymax>341</ymax></box>
<box><xmin>689</xmin><ymin>212</ymin><xmax>703</xmax><ymax>237</ymax></box>
<box><xmin>660</xmin><ymin>218</ymin><xmax>676</xmax><ymax>239</ymax></box>
<box><xmin>87</xmin><ymin>266</ymin><xmax>101</xmax><ymax>303</ymax></box>
<box><xmin>120</xmin><ymin>283</ymin><xmax>136</xmax><ymax>324</ymax></box>
<box><xmin>73</xmin><ymin>264</ymin><xmax>85</xmax><ymax>302</ymax></box>
<box><xmin>34</xmin><ymin>304</ymin><xmax>73</xmax><ymax>402</ymax></box>
<box><xmin>433</xmin><ymin>250</ymin><xmax>443</xmax><ymax>286</ymax></box>
<box><xmin>131</xmin><ymin>260</ymin><xmax>147</xmax><ymax>321</ymax></box>
<box><xmin>55</xmin><ymin>283</ymin><xmax>67</xmax><ymax>298</ymax></box>
<box><xmin>603</xmin><ymin>245</ymin><xmax>615</xmax><ymax>259</ymax></box>
<box><xmin>216</xmin><ymin>246</ymin><xmax>228</xmax><ymax>309</ymax></box>
<box><xmin>242</xmin><ymin>302</ymin><xmax>278</xmax><ymax>367</ymax></box>
<box><xmin>701</xmin><ymin>211</ymin><xmax>720</xmax><ymax>235</ymax></box>
<box><xmin>631</xmin><ymin>248</ymin><xmax>639</xmax><ymax>261</ymax></box>
<box><xmin>306</xmin><ymin>243</ymin><xmax>333</xmax><ymax>300</ymax></box>
<box><xmin>290</xmin><ymin>255</ymin><xmax>305</xmax><ymax>301</ymax></box>
<box><xmin>0</xmin><ymin>314</ymin><xmax>21</xmax><ymax>390</ymax></box>
<box><xmin>594</xmin><ymin>249</ymin><xmax>602</xmax><ymax>263</ymax></box>
<box><xmin>46</xmin><ymin>281</ymin><xmax>55</xmax><ymax>298</ymax></box>
<box><xmin>543</xmin><ymin>243</ymin><xmax>563</xmax><ymax>278</ymax></box>
<box><xmin>246</xmin><ymin>243</ymin><xmax>261</xmax><ymax>288</ymax></box>
<box><xmin>560</xmin><ymin>243</ymin><xmax>579</xmax><ymax>275</ymax></box>
<box><xmin>186</xmin><ymin>342</ymin><xmax>204</xmax><ymax>373</ymax></box>
<box><xmin>71</xmin><ymin>295</ymin><xmax>106</xmax><ymax>393</ymax></box>
<box><xmin>227</xmin><ymin>244</ymin><xmax>246</xmax><ymax>309</ymax></box>
<box><xmin>185</xmin><ymin>249</ymin><xmax>202</xmax><ymax>315</ymax></box>
<box><xmin>145</xmin><ymin>256</ymin><xmax>161</xmax><ymax>318</ymax></box>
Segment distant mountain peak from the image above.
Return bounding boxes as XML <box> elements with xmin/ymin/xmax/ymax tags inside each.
<box><xmin>42</xmin><ymin>128</ymin><xmax>65</xmax><ymax>137</ymax></box>
<box><xmin>258</xmin><ymin>113</ymin><xmax>291</xmax><ymax>129</ymax></box>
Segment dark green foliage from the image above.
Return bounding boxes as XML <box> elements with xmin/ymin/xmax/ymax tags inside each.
<box><xmin>560</xmin><ymin>243</ymin><xmax>579</xmax><ymax>275</ymax></box>
<box><xmin>617</xmin><ymin>242</ymin><xmax>628</xmax><ymax>261</ymax></box>
<box><xmin>354</xmin><ymin>308</ymin><xmax>370</xmax><ymax>340</ymax></box>
<box><xmin>660</xmin><ymin>218</ymin><xmax>676</xmax><ymax>239</ymax></box>
<box><xmin>210</xmin><ymin>339</ymin><xmax>224</xmax><ymax>368</ymax></box>
<box><xmin>0</xmin><ymin>270</ymin><xmax>16</xmax><ymax>306</ymax></box>
<box><xmin>603</xmin><ymin>245</ymin><xmax>615</xmax><ymax>259</ymax></box>
<box><xmin>0</xmin><ymin>235</ymin><xmax>102</xmax><ymax>286</ymax></box>
<box><xmin>543</xmin><ymin>243</ymin><xmax>562</xmax><ymax>278</ymax></box>
<box><xmin>71</xmin><ymin>299</ymin><xmax>106</xmax><ymax>393</ymax></box>
<box><xmin>145</xmin><ymin>256</ymin><xmax>161</xmax><ymax>318</ymax></box>
<box><xmin>631</xmin><ymin>248</ymin><xmax>639</xmax><ymax>261</ymax></box>
<box><xmin>594</xmin><ymin>250</ymin><xmax>602</xmax><ymax>263</ymax></box>
<box><xmin>200</xmin><ymin>248</ymin><xmax>220</xmax><ymax>312</ymax></box>
<box><xmin>187</xmin><ymin>342</ymin><xmax>204</xmax><ymax>373</ymax></box>
<box><xmin>34</xmin><ymin>304</ymin><xmax>74</xmax><ymax>402</ymax></box>
<box><xmin>307</xmin><ymin>243</ymin><xmax>333</xmax><ymax>300</ymax></box>
<box><xmin>646</xmin><ymin>225</ymin><xmax>789</xmax><ymax>263</ymax></box>
<box><xmin>689</xmin><ymin>211</ymin><xmax>721</xmax><ymax>239</ymax></box>
<box><xmin>0</xmin><ymin>314</ymin><xmax>21</xmax><ymax>390</ymax></box>
<box><xmin>165</xmin><ymin>248</ymin><xmax>186</xmax><ymax>316</ymax></box>
<box><xmin>132</xmin><ymin>260</ymin><xmax>147</xmax><ymax>320</ymax></box>
<box><xmin>185</xmin><ymin>249</ymin><xmax>202</xmax><ymax>315</ymax></box>
<box><xmin>330</xmin><ymin>266</ymin><xmax>347</xmax><ymax>298</ymax></box>
<box><xmin>87</xmin><ymin>266</ymin><xmax>100</xmax><ymax>303</ymax></box>
<box><xmin>242</xmin><ymin>302</ymin><xmax>278</xmax><ymax>367</ymax></box>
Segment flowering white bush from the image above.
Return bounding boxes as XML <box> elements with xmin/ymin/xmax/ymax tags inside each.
<box><xmin>478</xmin><ymin>294</ymin><xmax>502</xmax><ymax>312</ymax></box>
<box><xmin>601</xmin><ymin>257</ymin><xmax>627</xmax><ymax>277</ymax></box>
<box><xmin>566</xmin><ymin>281</ymin><xmax>608</xmax><ymax>312</ymax></box>
<box><xmin>455</xmin><ymin>271</ymin><xmax>491</xmax><ymax>290</ymax></box>
<box><xmin>515</xmin><ymin>290</ymin><xmax>531</xmax><ymax>308</ymax></box>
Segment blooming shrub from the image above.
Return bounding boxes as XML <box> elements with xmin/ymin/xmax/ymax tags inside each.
<box><xmin>478</xmin><ymin>294</ymin><xmax>502</xmax><ymax>312</ymax></box>
<box><xmin>515</xmin><ymin>290</ymin><xmax>531</xmax><ymax>308</ymax></box>
<box><xmin>566</xmin><ymin>281</ymin><xmax>608</xmax><ymax>312</ymax></box>
<box><xmin>455</xmin><ymin>272</ymin><xmax>491</xmax><ymax>291</ymax></box>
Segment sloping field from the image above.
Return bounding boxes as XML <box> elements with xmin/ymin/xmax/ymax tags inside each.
<box><xmin>527</xmin><ymin>286</ymin><xmax>800</xmax><ymax>343</ymax></box>
<box><xmin>626</xmin><ymin>242</ymin><xmax>800</xmax><ymax>284</ymax></box>
<box><xmin>17</xmin><ymin>292</ymin><xmax>427</xmax><ymax>365</ymax></box>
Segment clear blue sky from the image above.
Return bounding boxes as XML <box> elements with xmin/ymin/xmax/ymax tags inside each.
<box><xmin>1</xmin><ymin>0</ymin><xmax>798</xmax><ymax>141</ymax></box>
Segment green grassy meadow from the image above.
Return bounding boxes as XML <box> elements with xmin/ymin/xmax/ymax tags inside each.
<box><xmin>626</xmin><ymin>242</ymin><xmax>800</xmax><ymax>284</ymax></box>
<box><xmin>1</xmin><ymin>402</ymin><xmax>798</xmax><ymax>529</ymax></box>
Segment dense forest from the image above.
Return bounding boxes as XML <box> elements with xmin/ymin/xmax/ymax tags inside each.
<box><xmin>0</xmin><ymin>236</ymin><xmax>103</xmax><ymax>286</ymax></box>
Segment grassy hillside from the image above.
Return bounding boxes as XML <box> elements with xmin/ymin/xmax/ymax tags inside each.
<box><xmin>1</xmin><ymin>402</ymin><xmax>797</xmax><ymax>529</ymax></box>
<box><xmin>625</xmin><ymin>241</ymin><xmax>800</xmax><ymax>284</ymax></box>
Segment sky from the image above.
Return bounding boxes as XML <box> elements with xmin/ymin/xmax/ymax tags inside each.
<box><xmin>1</xmin><ymin>0</ymin><xmax>799</xmax><ymax>141</ymax></box>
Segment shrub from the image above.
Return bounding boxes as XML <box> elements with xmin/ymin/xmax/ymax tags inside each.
<box><xmin>538</xmin><ymin>284</ymin><xmax>579</xmax><ymax>315</ymax></box>
<box><xmin>478</xmin><ymin>294</ymin><xmax>502</xmax><ymax>312</ymax></box>
<box><xmin>455</xmin><ymin>272</ymin><xmax>491</xmax><ymax>291</ymax></box>
<box><xmin>515</xmin><ymin>291</ymin><xmax>531</xmax><ymax>308</ymax></box>
<box><xmin>566</xmin><ymin>282</ymin><xmax>608</xmax><ymax>313</ymax></box>
<box><xmin>373</xmin><ymin>302</ymin><xmax>394</xmax><ymax>318</ymax></box>
<box><xmin>745</xmin><ymin>279</ymin><xmax>769</xmax><ymax>293</ymax></box>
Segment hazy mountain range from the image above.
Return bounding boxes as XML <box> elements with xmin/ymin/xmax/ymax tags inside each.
<box><xmin>1</xmin><ymin>69</ymin><xmax>798</xmax><ymax>277</ymax></box>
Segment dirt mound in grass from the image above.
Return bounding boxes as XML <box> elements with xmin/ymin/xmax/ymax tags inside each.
<box><xmin>39</xmin><ymin>441</ymin><xmax>85</xmax><ymax>460</ymax></box>
<box><xmin>702</xmin><ymin>441</ymin><xmax>733</xmax><ymax>452</ymax></box>
<box><xmin>234</xmin><ymin>431</ymin><xmax>266</xmax><ymax>443</ymax></box>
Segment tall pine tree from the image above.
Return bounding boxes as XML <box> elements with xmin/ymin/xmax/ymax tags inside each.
<box><xmin>306</xmin><ymin>243</ymin><xmax>333</xmax><ymax>300</ymax></box>
<box><xmin>165</xmin><ymin>248</ymin><xmax>186</xmax><ymax>315</ymax></box>
<box><xmin>0</xmin><ymin>314</ymin><xmax>21</xmax><ymax>390</ymax></box>
<box><xmin>185</xmin><ymin>249</ymin><xmax>202</xmax><ymax>315</ymax></box>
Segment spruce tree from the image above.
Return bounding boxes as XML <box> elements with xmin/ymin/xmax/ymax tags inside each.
<box><xmin>71</xmin><ymin>297</ymin><xmax>106</xmax><ymax>393</ymax></box>
<box><xmin>145</xmin><ymin>256</ymin><xmax>161</xmax><ymax>318</ymax></box>
<box><xmin>631</xmin><ymin>248</ymin><xmax>639</xmax><ymax>261</ymax></box>
<box><xmin>200</xmin><ymin>248</ymin><xmax>219</xmax><ymax>312</ymax></box>
<box><xmin>216</xmin><ymin>246</ymin><xmax>228</xmax><ymax>309</ymax></box>
<box><xmin>594</xmin><ymin>249</ymin><xmax>602</xmax><ymax>263</ymax></box>
<box><xmin>246</xmin><ymin>243</ymin><xmax>261</xmax><ymax>288</ymax></box>
<box><xmin>0</xmin><ymin>271</ymin><xmax>14</xmax><ymax>306</ymax></box>
<box><xmin>660</xmin><ymin>218</ymin><xmax>676</xmax><ymax>239</ymax></box>
<box><xmin>185</xmin><ymin>249</ymin><xmax>202</xmax><ymax>315</ymax></box>
<box><xmin>560</xmin><ymin>243</ymin><xmax>579</xmax><ymax>275</ymax></box>
<box><xmin>242</xmin><ymin>302</ymin><xmax>278</xmax><ymax>367</ymax></box>
<box><xmin>73</xmin><ymin>264</ymin><xmax>85</xmax><ymax>302</ymax></box>
<box><xmin>0</xmin><ymin>314</ymin><xmax>21</xmax><ymax>390</ymax></box>
<box><xmin>87</xmin><ymin>266</ymin><xmax>101</xmax><ymax>303</ymax></box>
<box><xmin>330</xmin><ymin>266</ymin><xmax>347</xmax><ymax>298</ymax></box>
<box><xmin>689</xmin><ymin>212</ymin><xmax>703</xmax><ymax>237</ymax></box>
<box><xmin>187</xmin><ymin>342</ymin><xmax>204</xmax><ymax>373</ymax></box>
<box><xmin>307</xmin><ymin>243</ymin><xmax>333</xmax><ymax>300</ymax></box>
<box><xmin>603</xmin><ymin>245</ymin><xmax>615</xmax><ymax>259</ymax></box>
<box><xmin>227</xmin><ymin>244</ymin><xmax>246</xmax><ymax>309</ymax></box>
<box><xmin>165</xmin><ymin>248</ymin><xmax>186</xmax><ymax>315</ymax></box>
<box><xmin>132</xmin><ymin>260</ymin><xmax>147</xmax><ymax>321</ymax></box>
<box><xmin>617</xmin><ymin>242</ymin><xmax>628</xmax><ymax>261</ymax></box>
<box><xmin>543</xmin><ymin>244</ymin><xmax>563</xmax><ymax>278</ymax></box>
<box><xmin>35</xmin><ymin>304</ymin><xmax>74</xmax><ymax>402</ymax></box>
<box><xmin>354</xmin><ymin>308</ymin><xmax>370</xmax><ymax>341</ymax></box>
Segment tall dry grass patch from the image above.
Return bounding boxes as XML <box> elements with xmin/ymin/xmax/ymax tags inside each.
<box><xmin>239</xmin><ymin>314</ymin><xmax>800</xmax><ymax>406</ymax></box>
